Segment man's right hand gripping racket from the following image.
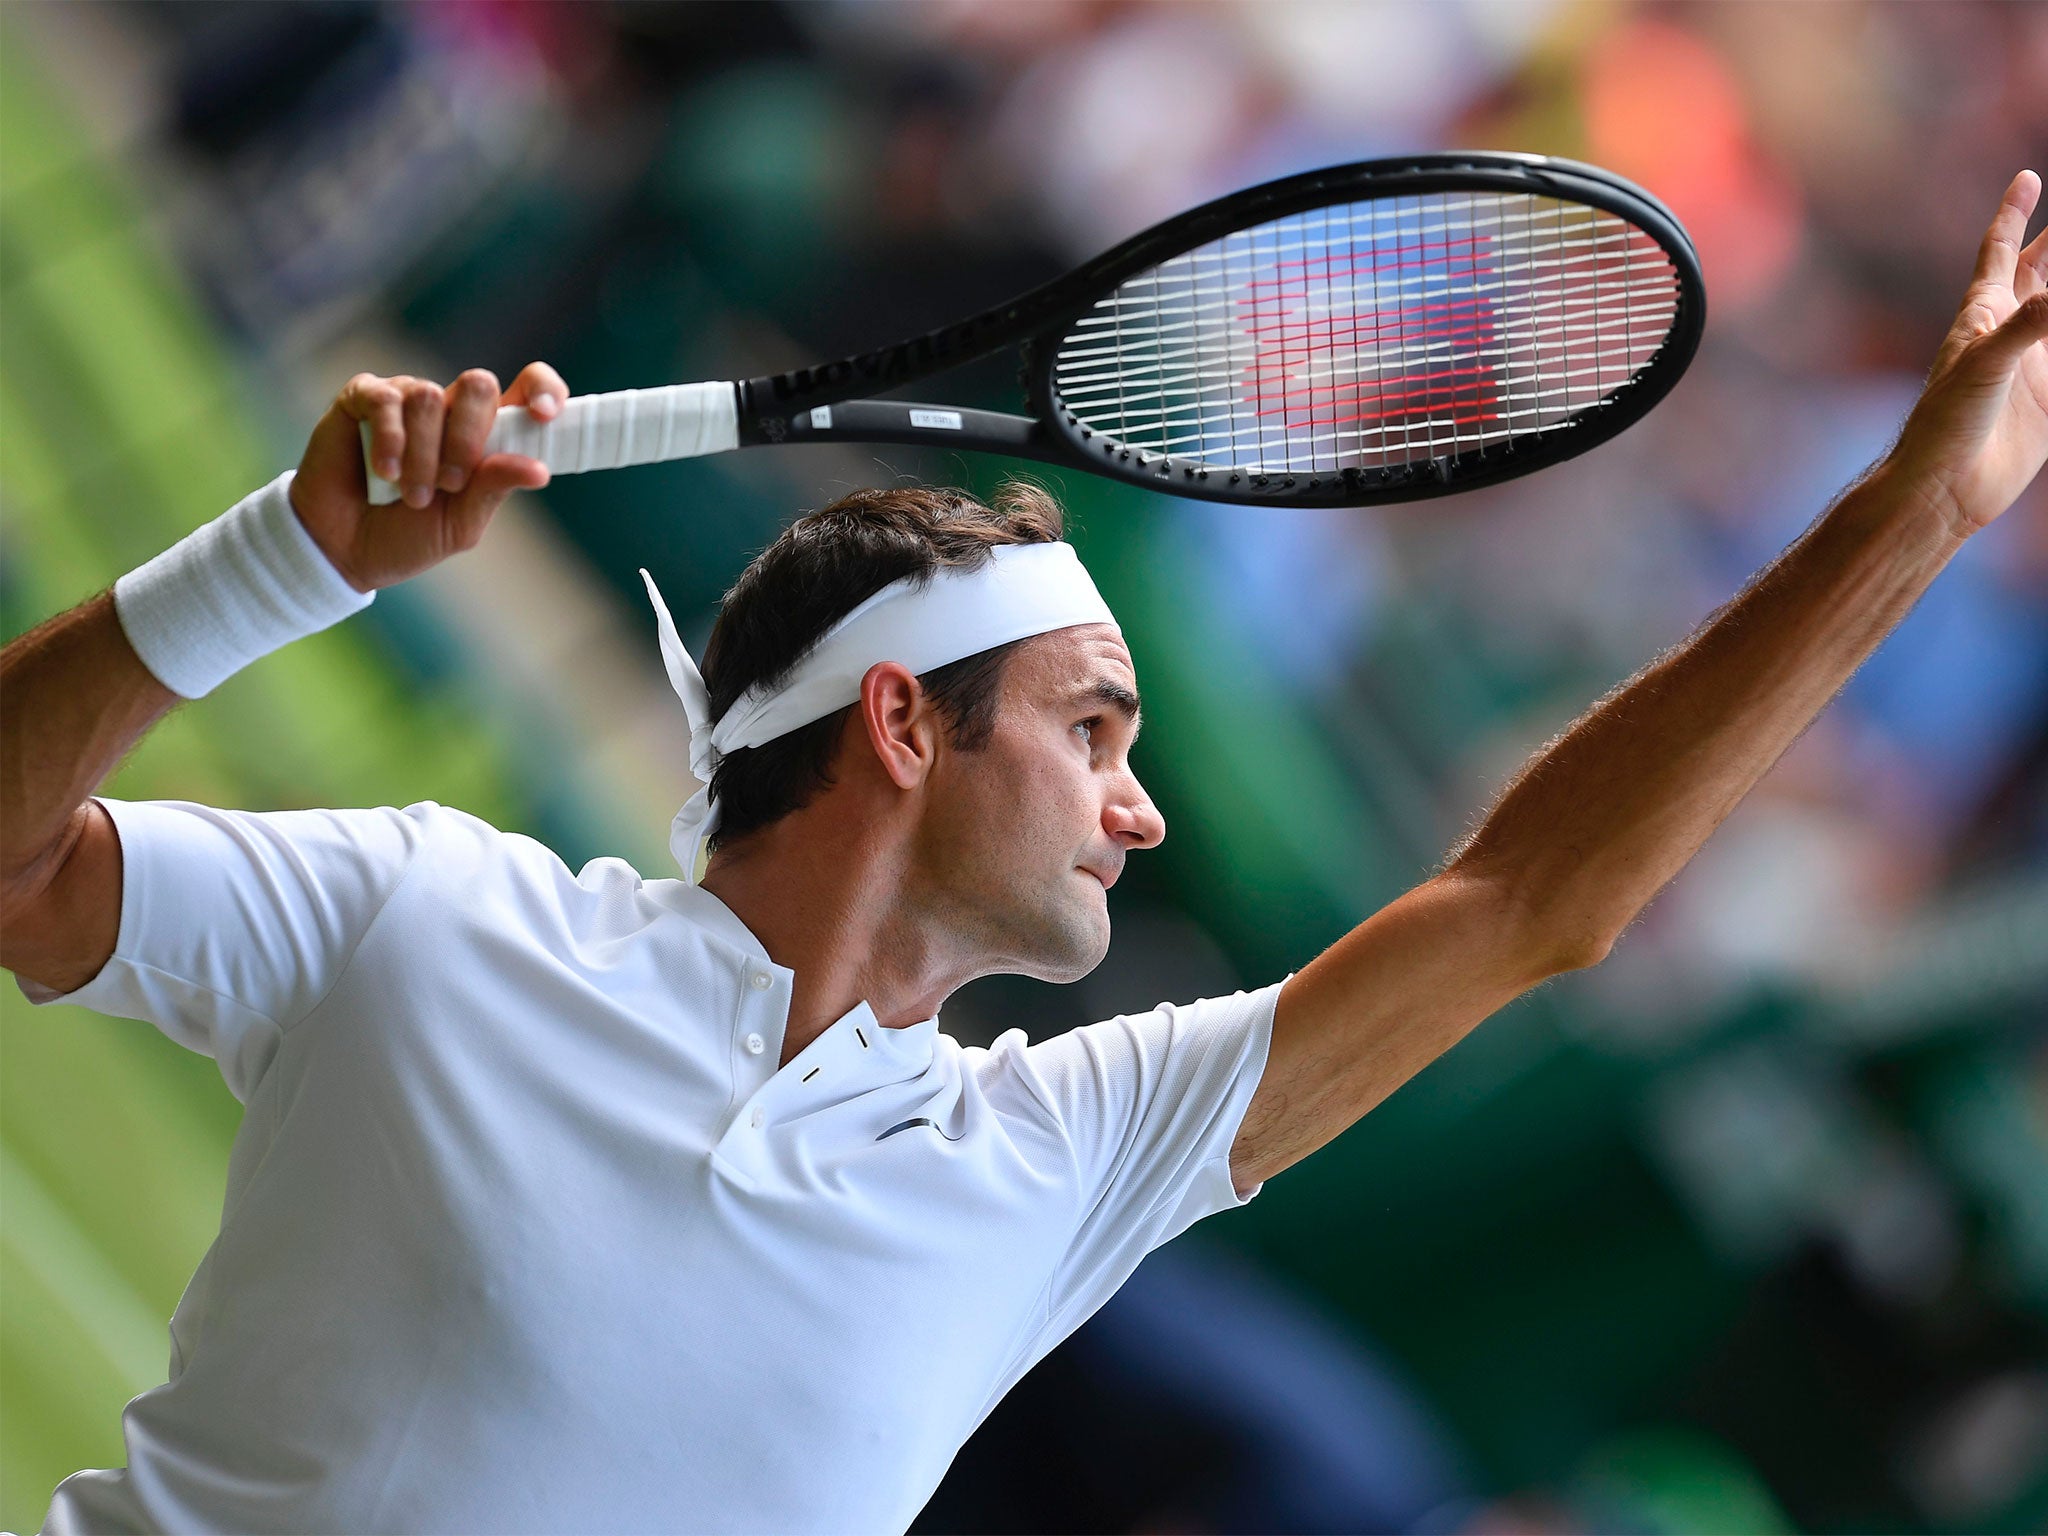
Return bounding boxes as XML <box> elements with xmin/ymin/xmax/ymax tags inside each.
<box><xmin>364</xmin><ymin>152</ymin><xmax>1704</xmax><ymax>509</ymax></box>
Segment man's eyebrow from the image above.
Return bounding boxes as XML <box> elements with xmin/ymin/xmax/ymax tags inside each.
<box><xmin>1076</xmin><ymin>678</ymin><xmax>1142</xmax><ymax>734</ymax></box>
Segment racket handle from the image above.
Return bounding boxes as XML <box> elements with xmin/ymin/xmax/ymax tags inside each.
<box><xmin>362</xmin><ymin>382</ymin><xmax>740</xmax><ymax>505</ymax></box>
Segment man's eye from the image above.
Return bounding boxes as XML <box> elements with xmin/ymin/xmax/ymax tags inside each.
<box><xmin>1072</xmin><ymin>717</ymin><xmax>1098</xmax><ymax>744</ymax></box>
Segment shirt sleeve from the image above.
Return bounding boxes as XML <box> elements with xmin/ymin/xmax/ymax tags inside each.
<box><xmin>13</xmin><ymin>797</ymin><xmax>433</xmax><ymax>1101</ymax></box>
<box><xmin>1018</xmin><ymin>981</ymin><xmax>1280</xmax><ymax>1330</ymax></box>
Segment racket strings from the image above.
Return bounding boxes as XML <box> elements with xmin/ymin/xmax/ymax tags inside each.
<box><xmin>1051</xmin><ymin>191</ymin><xmax>1681</xmax><ymax>476</ymax></box>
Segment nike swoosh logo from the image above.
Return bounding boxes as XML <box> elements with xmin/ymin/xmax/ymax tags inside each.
<box><xmin>876</xmin><ymin>1117</ymin><xmax>962</xmax><ymax>1143</ymax></box>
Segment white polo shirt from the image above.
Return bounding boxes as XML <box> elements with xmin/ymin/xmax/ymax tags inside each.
<box><xmin>23</xmin><ymin>797</ymin><xmax>1277</xmax><ymax>1534</ymax></box>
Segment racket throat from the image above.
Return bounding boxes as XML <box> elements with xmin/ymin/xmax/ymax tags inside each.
<box><xmin>735</xmin><ymin>392</ymin><xmax>1054</xmax><ymax>461</ymax></box>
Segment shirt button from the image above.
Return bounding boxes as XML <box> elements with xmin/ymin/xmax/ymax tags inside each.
<box><xmin>750</xmin><ymin>1106</ymin><xmax>765</xmax><ymax>1129</ymax></box>
<box><xmin>744</xmin><ymin>1032</ymin><xmax>765</xmax><ymax>1056</ymax></box>
<box><xmin>749</xmin><ymin>971</ymin><xmax>772</xmax><ymax>991</ymax></box>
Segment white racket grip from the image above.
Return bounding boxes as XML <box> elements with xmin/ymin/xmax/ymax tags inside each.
<box><xmin>363</xmin><ymin>381</ymin><xmax>741</xmax><ymax>505</ymax></box>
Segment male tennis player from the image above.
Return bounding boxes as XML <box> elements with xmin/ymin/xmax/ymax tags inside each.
<box><xmin>4</xmin><ymin>172</ymin><xmax>2045</xmax><ymax>1533</ymax></box>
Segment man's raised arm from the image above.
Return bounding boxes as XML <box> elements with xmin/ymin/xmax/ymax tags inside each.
<box><xmin>1231</xmin><ymin>170</ymin><xmax>2048</xmax><ymax>1194</ymax></box>
<box><xmin>0</xmin><ymin>363</ymin><xmax>565</xmax><ymax>994</ymax></box>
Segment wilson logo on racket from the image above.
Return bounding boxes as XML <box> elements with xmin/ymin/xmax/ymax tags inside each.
<box><xmin>363</xmin><ymin>152</ymin><xmax>1702</xmax><ymax>510</ymax></box>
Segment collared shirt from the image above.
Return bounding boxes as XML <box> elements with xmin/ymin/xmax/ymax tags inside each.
<box><xmin>23</xmin><ymin>798</ymin><xmax>1277</xmax><ymax>1534</ymax></box>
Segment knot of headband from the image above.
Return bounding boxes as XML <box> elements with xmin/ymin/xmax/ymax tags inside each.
<box><xmin>640</xmin><ymin>541</ymin><xmax>1119</xmax><ymax>882</ymax></box>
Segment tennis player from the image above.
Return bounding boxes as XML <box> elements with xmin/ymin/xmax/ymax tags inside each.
<box><xmin>4</xmin><ymin>171</ymin><xmax>2044</xmax><ymax>1533</ymax></box>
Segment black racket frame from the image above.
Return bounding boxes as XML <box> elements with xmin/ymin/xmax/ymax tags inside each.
<box><xmin>734</xmin><ymin>152</ymin><xmax>1705</xmax><ymax>508</ymax></box>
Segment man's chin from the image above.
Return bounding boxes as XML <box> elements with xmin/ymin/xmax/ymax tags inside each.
<box><xmin>1011</xmin><ymin>891</ymin><xmax>1112</xmax><ymax>985</ymax></box>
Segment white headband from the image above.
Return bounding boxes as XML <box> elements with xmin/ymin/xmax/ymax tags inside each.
<box><xmin>641</xmin><ymin>541</ymin><xmax>1119</xmax><ymax>881</ymax></box>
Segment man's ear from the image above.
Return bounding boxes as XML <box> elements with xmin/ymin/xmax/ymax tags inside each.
<box><xmin>857</xmin><ymin>661</ymin><xmax>938</xmax><ymax>789</ymax></box>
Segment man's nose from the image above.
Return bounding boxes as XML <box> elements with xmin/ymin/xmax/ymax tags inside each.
<box><xmin>1105</xmin><ymin>774</ymin><xmax>1166</xmax><ymax>851</ymax></box>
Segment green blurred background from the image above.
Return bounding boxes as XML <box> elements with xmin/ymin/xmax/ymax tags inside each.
<box><xmin>3</xmin><ymin>2</ymin><xmax>2045</xmax><ymax>1531</ymax></box>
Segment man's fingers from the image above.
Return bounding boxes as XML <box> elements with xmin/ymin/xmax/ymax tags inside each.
<box><xmin>340</xmin><ymin>374</ymin><xmax>406</xmax><ymax>482</ymax></box>
<box><xmin>398</xmin><ymin>381</ymin><xmax>447</xmax><ymax>508</ymax></box>
<box><xmin>469</xmin><ymin>453</ymin><xmax>550</xmax><ymax>502</ymax></box>
<box><xmin>1974</xmin><ymin>290</ymin><xmax>2048</xmax><ymax>369</ymax></box>
<box><xmin>501</xmin><ymin>361</ymin><xmax>569</xmax><ymax>421</ymax></box>
<box><xmin>1970</xmin><ymin>169</ymin><xmax>2041</xmax><ymax>296</ymax></box>
<box><xmin>2015</xmin><ymin>219</ymin><xmax>2048</xmax><ymax>305</ymax></box>
<box><xmin>438</xmin><ymin>369</ymin><xmax>502</xmax><ymax>493</ymax></box>
<box><xmin>445</xmin><ymin>454</ymin><xmax>549</xmax><ymax>550</ymax></box>
<box><xmin>333</xmin><ymin>365</ymin><xmax>554</xmax><ymax>518</ymax></box>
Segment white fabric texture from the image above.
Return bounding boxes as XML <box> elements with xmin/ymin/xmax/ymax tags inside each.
<box><xmin>640</xmin><ymin>540</ymin><xmax>1119</xmax><ymax>880</ymax></box>
<box><xmin>111</xmin><ymin>472</ymin><xmax>374</xmax><ymax>700</ymax></box>
<box><xmin>24</xmin><ymin>798</ymin><xmax>1275</xmax><ymax>1536</ymax></box>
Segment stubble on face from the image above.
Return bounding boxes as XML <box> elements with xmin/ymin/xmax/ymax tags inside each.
<box><xmin>912</xmin><ymin>626</ymin><xmax>1138</xmax><ymax>985</ymax></box>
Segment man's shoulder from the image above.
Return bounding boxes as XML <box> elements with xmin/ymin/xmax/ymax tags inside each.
<box><xmin>406</xmin><ymin>809</ymin><xmax>710</xmax><ymax>960</ymax></box>
<box><xmin>392</xmin><ymin>802</ymin><xmax>664</xmax><ymax>897</ymax></box>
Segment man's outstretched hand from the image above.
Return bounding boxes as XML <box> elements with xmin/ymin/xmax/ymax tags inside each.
<box><xmin>1888</xmin><ymin>169</ymin><xmax>2048</xmax><ymax>540</ymax></box>
<box><xmin>291</xmin><ymin>361</ymin><xmax>569</xmax><ymax>593</ymax></box>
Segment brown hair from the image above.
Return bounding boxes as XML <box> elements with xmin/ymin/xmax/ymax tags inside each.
<box><xmin>698</xmin><ymin>482</ymin><xmax>1066</xmax><ymax>852</ymax></box>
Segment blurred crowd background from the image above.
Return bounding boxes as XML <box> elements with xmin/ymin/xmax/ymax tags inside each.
<box><xmin>3</xmin><ymin>1</ymin><xmax>2045</xmax><ymax>1531</ymax></box>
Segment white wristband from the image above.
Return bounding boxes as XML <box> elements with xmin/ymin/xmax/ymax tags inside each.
<box><xmin>113</xmin><ymin>471</ymin><xmax>374</xmax><ymax>699</ymax></box>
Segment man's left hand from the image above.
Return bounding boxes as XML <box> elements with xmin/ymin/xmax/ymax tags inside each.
<box><xmin>1887</xmin><ymin>168</ymin><xmax>2048</xmax><ymax>540</ymax></box>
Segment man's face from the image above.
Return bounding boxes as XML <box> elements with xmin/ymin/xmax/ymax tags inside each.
<box><xmin>911</xmin><ymin>624</ymin><xmax>1165</xmax><ymax>983</ymax></box>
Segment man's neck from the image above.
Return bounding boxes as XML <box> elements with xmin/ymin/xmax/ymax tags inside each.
<box><xmin>699</xmin><ymin>822</ymin><xmax>967</xmax><ymax>1067</ymax></box>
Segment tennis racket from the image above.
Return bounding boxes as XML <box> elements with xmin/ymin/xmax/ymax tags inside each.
<box><xmin>364</xmin><ymin>151</ymin><xmax>1704</xmax><ymax>509</ymax></box>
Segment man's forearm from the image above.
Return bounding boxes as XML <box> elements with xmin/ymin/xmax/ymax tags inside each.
<box><xmin>0</xmin><ymin>593</ymin><xmax>176</xmax><ymax>897</ymax></box>
<box><xmin>1453</xmin><ymin>464</ymin><xmax>1967</xmax><ymax>967</ymax></box>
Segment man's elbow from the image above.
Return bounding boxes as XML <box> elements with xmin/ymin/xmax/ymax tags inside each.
<box><xmin>1446</xmin><ymin>861</ymin><xmax>1621</xmax><ymax>978</ymax></box>
<box><xmin>0</xmin><ymin>804</ymin><xmax>121</xmax><ymax>994</ymax></box>
<box><xmin>1546</xmin><ymin>922</ymin><xmax>1618</xmax><ymax>974</ymax></box>
<box><xmin>1433</xmin><ymin>868</ymin><xmax>1622</xmax><ymax>987</ymax></box>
